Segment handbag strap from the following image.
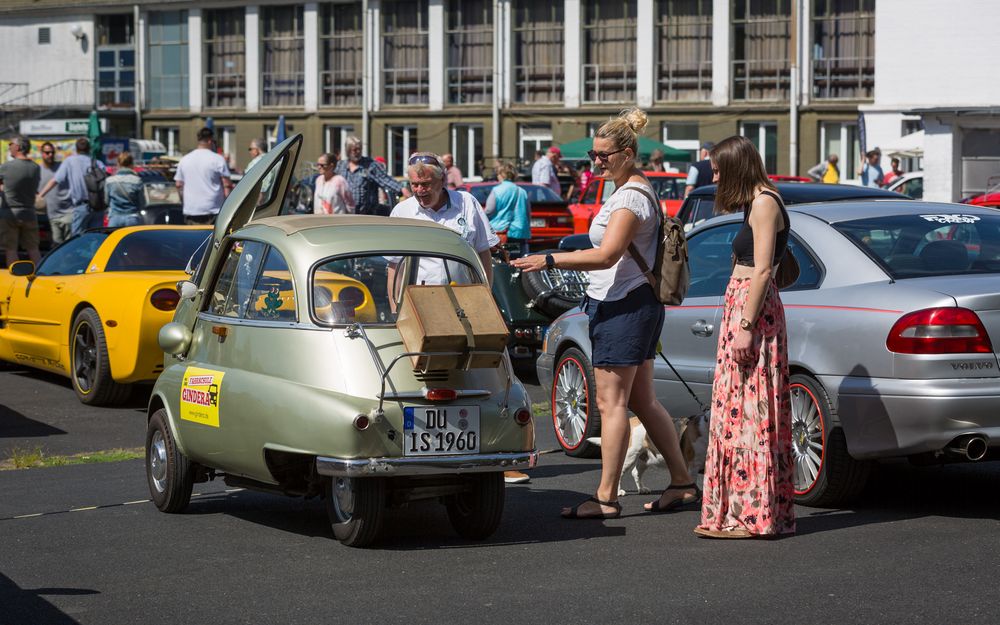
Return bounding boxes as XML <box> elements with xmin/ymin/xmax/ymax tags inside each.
<box><xmin>620</xmin><ymin>183</ymin><xmax>661</xmax><ymax>275</ymax></box>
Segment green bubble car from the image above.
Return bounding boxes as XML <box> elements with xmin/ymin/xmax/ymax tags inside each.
<box><xmin>145</xmin><ymin>135</ymin><xmax>537</xmax><ymax>547</ymax></box>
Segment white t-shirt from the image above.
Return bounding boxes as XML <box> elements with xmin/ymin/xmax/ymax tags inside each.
<box><xmin>586</xmin><ymin>181</ymin><xmax>659</xmax><ymax>302</ymax></box>
<box><xmin>390</xmin><ymin>189</ymin><xmax>499</xmax><ymax>285</ymax></box>
<box><xmin>531</xmin><ymin>157</ymin><xmax>560</xmax><ymax>196</ymax></box>
<box><xmin>314</xmin><ymin>174</ymin><xmax>354</xmax><ymax>214</ymax></box>
<box><xmin>175</xmin><ymin>148</ymin><xmax>231</xmax><ymax>216</ymax></box>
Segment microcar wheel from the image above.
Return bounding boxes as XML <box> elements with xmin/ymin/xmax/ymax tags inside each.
<box><xmin>551</xmin><ymin>347</ymin><xmax>601</xmax><ymax>458</ymax></box>
<box><xmin>445</xmin><ymin>473</ymin><xmax>505</xmax><ymax>540</ymax></box>
<box><xmin>146</xmin><ymin>409</ymin><xmax>194</xmax><ymax>513</ymax></box>
<box><xmin>70</xmin><ymin>307</ymin><xmax>131</xmax><ymax>406</ymax></box>
<box><xmin>327</xmin><ymin>476</ymin><xmax>386</xmax><ymax>548</ymax></box>
<box><xmin>790</xmin><ymin>374</ymin><xmax>871</xmax><ymax>507</ymax></box>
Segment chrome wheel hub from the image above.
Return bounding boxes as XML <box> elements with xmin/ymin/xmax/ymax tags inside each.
<box><xmin>332</xmin><ymin>477</ymin><xmax>355</xmax><ymax>522</ymax></box>
<box><xmin>554</xmin><ymin>361</ymin><xmax>588</xmax><ymax>448</ymax></box>
<box><xmin>790</xmin><ymin>385</ymin><xmax>824</xmax><ymax>493</ymax></box>
<box><xmin>149</xmin><ymin>430</ymin><xmax>168</xmax><ymax>493</ymax></box>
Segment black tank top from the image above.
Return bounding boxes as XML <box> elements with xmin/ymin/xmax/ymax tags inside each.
<box><xmin>731</xmin><ymin>190</ymin><xmax>790</xmax><ymax>266</ymax></box>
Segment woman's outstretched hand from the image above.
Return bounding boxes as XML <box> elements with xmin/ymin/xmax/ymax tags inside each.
<box><xmin>510</xmin><ymin>254</ymin><xmax>548</xmax><ymax>273</ymax></box>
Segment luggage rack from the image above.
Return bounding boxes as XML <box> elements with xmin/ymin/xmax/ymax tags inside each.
<box><xmin>344</xmin><ymin>322</ymin><xmax>513</xmax><ymax>422</ymax></box>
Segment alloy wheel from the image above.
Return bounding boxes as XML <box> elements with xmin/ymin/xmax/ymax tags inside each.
<box><xmin>73</xmin><ymin>322</ymin><xmax>98</xmax><ymax>393</ymax></box>
<box><xmin>790</xmin><ymin>383</ymin><xmax>825</xmax><ymax>494</ymax></box>
<box><xmin>553</xmin><ymin>359</ymin><xmax>588</xmax><ymax>449</ymax></box>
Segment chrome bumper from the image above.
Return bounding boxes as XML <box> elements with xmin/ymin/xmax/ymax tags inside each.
<box><xmin>315</xmin><ymin>451</ymin><xmax>539</xmax><ymax>477</ymax></box>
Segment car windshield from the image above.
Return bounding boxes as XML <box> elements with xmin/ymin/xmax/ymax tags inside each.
<box><xmin>834</xmin><ymin>212</ymin><xmax>1000</xmax><ymax>278</ymax></box>
<box><xmin>312</xmin><ymin>254</ymin><xmax>482</xmax><ymax>325</ymax></box>
<box><xmin>105</xmin><ymin>230</ymin><xmax>212</xmax><ymax>272</ymax></box>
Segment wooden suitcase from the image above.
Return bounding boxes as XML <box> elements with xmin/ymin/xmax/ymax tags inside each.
<box><xmin>396</xmin><ymin>284</ymin><xmax>509</xmax><ymax>371</ymax></box>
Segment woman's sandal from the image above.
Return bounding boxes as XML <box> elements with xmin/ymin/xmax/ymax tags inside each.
<box><xmin>561</xmin><ymin>496</ymin><xmax>622</xmax><ymax>520</ymax></box>
<box><xmin>693</xmin><ymin>527</ymin><xmax>754</xmax><ymax>539</ymax></box>
<box><xmin>644</xmin><ymin>483</ymin><xmax>702</xmax><ymax>514</ymax></box>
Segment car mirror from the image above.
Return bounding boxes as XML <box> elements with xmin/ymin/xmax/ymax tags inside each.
<box><xmin>9</xmin><ymin>260</ymin><xmax>35</xmax><ymax>278</ymax></box>
<box><xmin>177</xmin><ymin>280</ymin><xmax>199</xmax><ymax>300</ymax></box>
<box><xmin>158</xmin><ymin>322</ymin><xmax>193</xmax><ymax>357</ymax></box>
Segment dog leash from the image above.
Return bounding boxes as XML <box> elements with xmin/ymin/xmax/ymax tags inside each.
<box><xmin>655</xmin><ymin>346</ymin><xmax>710</xmax><ymax>414</ymax></box>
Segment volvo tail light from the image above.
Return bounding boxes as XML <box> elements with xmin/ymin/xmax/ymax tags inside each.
<box><xmin>886</xmin><ymin>307</ymin><xmax>993</xmax><ymax>354</ymax></box>
<box><xmin>150</xmin><ymin>288</ymin><xmax>180</xmax><ymax>311</ymax></box>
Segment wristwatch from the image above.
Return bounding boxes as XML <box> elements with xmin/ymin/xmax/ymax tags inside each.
<box><xmin>739</xmin><ymin>318</ymin><xmax>753</xmax><ymax>331</ymax></box>
<box><xmin>545</xmin><ymin>254</ymin><xmax>555</xmax><ymax>270</ymax></box>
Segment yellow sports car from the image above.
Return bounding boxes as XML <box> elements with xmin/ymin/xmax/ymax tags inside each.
<box><xmin>0</xmin><ymin>226</ymin><xmax>212</xmax><ymax>405</ymax></box>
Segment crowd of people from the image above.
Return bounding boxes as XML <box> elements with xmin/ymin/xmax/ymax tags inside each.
<box><xmin>807</xmin><ymin>147</ymin><xmax>906</xmax><ymax>188</ymax></box>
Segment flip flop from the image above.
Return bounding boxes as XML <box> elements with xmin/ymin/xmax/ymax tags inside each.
<box><xmin>693</xmin><ymin>527</ymin><xmax>753</xmax><ymax>539</ymax></box>
<box><xmin>561</xmin><ymin>496</ymin><xmax>622</xmax><ymax>520</ymax></box>
<box><xmin>644</xmin><ymin>483</ymin><xmax>702</xmax><ymax>514</ymax></box>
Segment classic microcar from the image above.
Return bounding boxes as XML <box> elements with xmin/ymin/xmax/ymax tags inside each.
<box><xmin>146</xmin><ymin>135</ymin><xmax>537</xmax><ymax>547</ymax></box>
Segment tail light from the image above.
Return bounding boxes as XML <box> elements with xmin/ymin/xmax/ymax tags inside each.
<box><xmin>150</xmin><ymin>288</ymin><xmax>180</xmax><ymax>311</ymax></box>
<box><xmin>425</xmin><ymin>388</ymin><xmax>458</xmax><ymax>402</ymax></box>
<box><xmin>886</xmin><ymin>307</ymin><xmax>993</xmax><ymax>354</ymax></box>
<box><xmin>338</xmin><ymin>286</ymin><xmax>365</xmax><ymax>310</ymax></box>
<box><xmin>514</xmin><ymin>408</ymin><xmax>532</xmax><ymax>426</ymax></box>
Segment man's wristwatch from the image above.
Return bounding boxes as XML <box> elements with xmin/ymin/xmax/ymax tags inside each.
<box><xmin>739</xmin><ymin>318</ymin><xmax>753</xmax><ymax>331</ymax></box>
<box><xmin>545</xmin><ymin>254</ymin><xmax>555</xmax><ymax>270</ymax></box>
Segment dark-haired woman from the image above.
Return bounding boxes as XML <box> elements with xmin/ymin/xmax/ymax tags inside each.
<box><xmin>694</xmin><ymin>135</ymin><xmax>796</xmax><ymax>539</ymax></box>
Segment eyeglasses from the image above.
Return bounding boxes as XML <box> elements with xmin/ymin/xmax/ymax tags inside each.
<box><xmin>408</xmin><ymin>154</ymin><xmax>442</xmax><ymax>167</ymax></box>
<box><xmin>588</xmin><ymin>148</ymin><xmax>627</xmax><ymax>162</ymax></box>
<box><xmin>315</xmin><ymin>163</ymin><xmax>331</xmax><ymax>169</ymax></box>
<box><xmin>41</xmin><ymin>151</ymin><xmax>55</xmax><ymax>155</ymax></box>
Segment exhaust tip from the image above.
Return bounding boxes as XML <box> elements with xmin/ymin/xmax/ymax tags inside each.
<box><xmin>966</xmin><ymin>436</ymin><xmax>989</xmax><ymax>462</ymax></box>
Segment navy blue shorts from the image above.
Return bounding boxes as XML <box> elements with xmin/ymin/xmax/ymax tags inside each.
<box><xmin>583</xmin><ymin>283</ymin><xmax>665</xmax><ymax>367</ymax></box>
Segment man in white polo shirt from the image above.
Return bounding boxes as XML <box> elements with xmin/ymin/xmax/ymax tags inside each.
<box><xmin>174</xmin><ymin>127</ymin><xmax>233</xmax><ymax>224</ymax></box>
<box><xmin>389</xmin><ymin>153</ymin><xmax>530</xmax><ymax>485</ymax></box>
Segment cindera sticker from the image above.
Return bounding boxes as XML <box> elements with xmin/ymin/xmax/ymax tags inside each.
<box><xmin>180</xmin><ymin>367</ymin><xmax>225</xmax><ymax>427</ymax></box>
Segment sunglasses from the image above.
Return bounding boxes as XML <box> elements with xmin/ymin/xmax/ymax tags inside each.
<box><xmin>408</xmin><ymin>154</ymin><xmax>441</xmax><ymax>167</ymax></box>
<box><xmin>315</xmin><ymin>163</ymin><xmax>331</xmax><ymax>169</ymax></box>
<box><xmin>42</xmin><ymin>151</ymin><xmax>55</xmax><ymax>155</ymax></box>
<box><xmin>588</xmin><ymin>148</ymin><xmax>628</xmax><ymax>162</ymax></box>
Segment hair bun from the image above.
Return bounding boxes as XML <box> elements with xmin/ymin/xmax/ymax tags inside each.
<box><xmin>621</xmin><ymin>108</ymin><xmax>648</xmax><ymax>134</ymax></box>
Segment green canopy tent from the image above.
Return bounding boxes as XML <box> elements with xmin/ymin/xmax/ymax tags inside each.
<box><xmin>556</xmin><ymin>136</ymin><xmax>692</xmax><ymax>163</ymax></box>
<box><xmin>87</xmin><ymin>110</ymin><xmax>102</xmax><ymax>159</ymax></box>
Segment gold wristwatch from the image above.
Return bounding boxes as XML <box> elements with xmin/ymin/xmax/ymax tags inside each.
<box><xmin>739</xmin><ymin>318</ymin><xmax>753</xmax><ymax>331</ymax></box>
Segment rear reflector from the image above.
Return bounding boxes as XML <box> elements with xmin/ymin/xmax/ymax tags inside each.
<box><xmin>886</xmin><ymin>307</ymin><xmax>993</xmax><ymax>354</ymax></box>
<box><xmin>150</xmin><ymin>288</ymin><xmax>180</xmax><ymax>311</ymax></box>
<box><xmin>514</xmin><ymin>408</ymin><xmax>532</xmax><ymax>426</ymax></box>
<box><xmin>424</xmin><ymin>388</ymin><xmax>458</xmax><ymax>401</ymax></box>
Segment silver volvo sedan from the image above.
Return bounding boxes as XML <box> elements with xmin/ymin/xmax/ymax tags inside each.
<box><xmin>537</xmin><ymin>201</ymin><xmax>1000</xmax><ymax>506</ymax></box>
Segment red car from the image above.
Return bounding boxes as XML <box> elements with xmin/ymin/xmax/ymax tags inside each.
<box><xmin>460</xmin><ymin>182</ymin><xmax>574</xmax><ymax>249</ymax></box>
<box><xmin>568</xmin><ymin>171</ymin><xmax>686</xmax><ymax>234</ymax></box>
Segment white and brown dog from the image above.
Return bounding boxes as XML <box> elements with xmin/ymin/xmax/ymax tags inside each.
<box><xmin>587</xmin><ymin>412</ymin><xmax>709</xmax><ymax>496</ymax></box>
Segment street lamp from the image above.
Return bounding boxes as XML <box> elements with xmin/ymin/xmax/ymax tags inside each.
<box><xmin>69</xmin><ymin>24</ymin><xmax>86</xmax><ymax>41</ymax></box>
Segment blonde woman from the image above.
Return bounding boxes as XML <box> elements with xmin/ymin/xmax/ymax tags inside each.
<box><xmin>512</xmin><ymin>109</ymin><xmax>697</xmax><ymax>519</ymax></box>
<box><xmin>694</xmin><ymin>136</ymin><xmax>796</xmax><ymax>539</ymax></box>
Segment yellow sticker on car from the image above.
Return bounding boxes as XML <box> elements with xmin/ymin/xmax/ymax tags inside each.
<box><xmin>180</xmin><ymin>367</ymin><xmax>225</xmax><ymax>427</ymax></box>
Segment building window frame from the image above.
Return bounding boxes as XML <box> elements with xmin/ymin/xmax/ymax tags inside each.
<box><xmin>324</xmin><ymin>124</ymin><xmax>355</xmax><ymax>157</ymax></box>
<box><xmin>451</xmin><ymin>124</ymin><xmax>484</xmax><ymax>178</ymax></box>
<box><xmin>811</xmin><ymin>0</ymin><xmax>875</xmax><ymax>101</ymax></box>
<box><xmin>382</xmin><ymin>0</ymin><xmax>430</xmax><ymax>106</ymax></box>
<box><xmin>446</xmin><ymin>0</ymin><xmax>493</xmax><ymax>105</ymax></box>
<box><xmin>152</xmin><ymin>126</ymin><xmax>181</xmax><ymax>156</ymax></box>
<box><xmin>261</xmin><ymin>5</ymin><xmax>305</xmax><ymax>108</ymax></box>
<box><xmin>96</xmin><ymin>14</ymin><xmax>136</xmax><ymax>110</ymax></box>
<box><xmin>582</xmin><ymin>0</ymin><xmax>637</xmax><ymax>104</ymax></box>
<box><xmin>518</xmin><ymin>123</ymin><xmax>552</xmax><ymax>162</ymax></box>
<box><xmin>320</xmin><ymin>2</ymin><xmax>363</xmax><ymax>108</ymax></box>
<box><xmin>661</xmin><ymin>122</ymin><xmax>700</xmax><ymax>162</ymax></box>
<box><xmin>204</xmin><ymin>8</ymin><xmax>246</xmax><ymax>109</ymax></box>
<box><xmin>387</xmin><ymin>125</ymin><xmax>418</xmax><ymax>177</ymax></box>
<box><xmin>731</xmin><ymin>0</ymin><xmax>791</xmax><ymax>102</ymax></box>
<box><xmin>819</xmin><ymin>121</ymin><xmax>859</xmax><ymax>182</ymax></box>
<box><xmin>739</xmin><ymin>121</ymin><xmax>778</xmax><ymax>174</ymax></box>
<box><xmin>512</xmin><ymin>2</ymin><xmax>564</xmax><ymax>104</ymax></box>
<box><xmin>655</xmin><ymin>0</ymin><xmax>712</xmax><ymax>103</ymax></box>
<box><xmin>146</xmin><ymin>10</ymin><xmax>189</xmax><ymax>110</ymax></box>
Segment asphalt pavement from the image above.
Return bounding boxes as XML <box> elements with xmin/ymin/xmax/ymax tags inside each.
<box><xmin>2</xmin><ymin>365</ymin><xmax>1000</xmax><ymax>624</ymax></box>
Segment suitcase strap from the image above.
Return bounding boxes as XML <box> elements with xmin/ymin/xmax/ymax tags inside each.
<box><xmin>444</xmin><ymin>284</ymin><xmax>476</xmax><ymax>365</ymax></box>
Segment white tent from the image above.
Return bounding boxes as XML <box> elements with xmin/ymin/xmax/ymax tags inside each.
<box><xmin>879</xmin><ymin>130</ymin><xmax>924</xmax><ymax>158</ymax></box>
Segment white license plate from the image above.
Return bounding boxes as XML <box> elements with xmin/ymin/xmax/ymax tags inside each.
<box><xmin>530</xmin><ymin>218</ymin><xmax>546</xmax><ymax>228</ymax></box>
<box><xmin>403</xmin><ymin>406</ymin><xmax>480</xmax><ymax>456</ymax></box>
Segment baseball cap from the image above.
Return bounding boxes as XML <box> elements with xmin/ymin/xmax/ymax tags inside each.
<box><xmin>701</xmin><ymin>141</ymin><xmax>715</xmax><ymax>151</ymax></box>
<box><xmin>548</xmin><ymin>146</ymin><xmax>562</xmax><ymax>156</ymax></box>
<box><xmin>375</xmin><ymin>156</ymin><xmax>387</xmax><ymax>165</ymax></box>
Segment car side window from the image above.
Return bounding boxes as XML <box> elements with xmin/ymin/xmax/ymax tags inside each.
<box><xmin>36</xmin><ymin>232</ymin><xmax>109</xmax><ymax>277</ymax></box>
<box><xmin>686</xmin><ymin>223</ymin><xmax>740</xmax><ymax>298</ymax></box>
<box><xmin>581</xmin><ymin>180</ymin><xmax>599</xmax><ymax>204</ymax></box>
<box><xmin>783</xmin><ymin>236</ymin><xmax>822</xmax><ymax>291</ymax></box>
<box><xmin>244</xmin><ymin>247</ymin><xmax>297</xmax><ymax>322</ymax></box>
<box><xmin>207</xmin><ymin>240</ymin><xmax>267</xmax><ymax>318</ymax></box>
<box><xmin>693</xmin><ymin>197</ymin><xmax>717</xmax><ymax>226</ymax></box>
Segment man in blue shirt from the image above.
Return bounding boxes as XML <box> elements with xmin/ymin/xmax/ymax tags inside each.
<box><xmin>485</xmin><ymin>162</ymin><xmax>531</xmax><ymax>256</ymax></box>
<box><xmin>334</xmin><ymin>135</ymin><xmax>403</xmax><ymax>215</ymax></box>
<box><xmin>38</xmin><ymin>137</ymin><xmax>106</xmax><ymax>235</ymax></box>
<box><xmin>859</xmin><ymin>149</ymin><xmax>884</xmax><ymax>188</ymax></box>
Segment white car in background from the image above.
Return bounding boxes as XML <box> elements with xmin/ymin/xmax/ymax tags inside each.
<box><xmin>888</xmin><ymin>172</ymin><xmax>924</xmax><ymax>199</ymax></box>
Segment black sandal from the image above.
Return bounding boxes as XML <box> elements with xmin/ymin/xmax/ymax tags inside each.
<box><xmin>561</xmin><ymin>496</ymin><xmax>622</xmax><ymax>520</ymax></box>
<box><xmin>644</xmin><ymin>483</ymin><xmax>702</xmax><ymax>514</ymax></box>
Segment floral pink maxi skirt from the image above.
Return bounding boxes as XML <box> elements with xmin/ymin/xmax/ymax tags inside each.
<box><xmin>697</xmin><ymin>277</ymin><xmax>796</xmax><ymax>536</ymax></box>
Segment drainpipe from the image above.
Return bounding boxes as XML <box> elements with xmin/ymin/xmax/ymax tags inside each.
<box><xmin>133</xmin><ymin>5</ymin><xmax>143</xmax><ymax>138</ymax></box>
<box><xmin>362</xmin><ymin>0</ymin><xmax>370</xmax><ymax>154</ymax></box>
<box><xmin>790</xmin><ymin>65</ymin><xmax>799</xmax><ymax>176</ymax></box>
<box><xmin>491</xmin><ymin>0</ymin><xmax>500</xmax><ymax>162</ymax></box>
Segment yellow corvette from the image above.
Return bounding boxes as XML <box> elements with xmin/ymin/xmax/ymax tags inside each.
<box><xmin>0</xmin><ymin>226</ymin><xmax>212</xmax><ymax>405</ymax></box>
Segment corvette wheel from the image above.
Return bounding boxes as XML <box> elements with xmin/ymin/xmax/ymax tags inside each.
<box><xmin>551</xmin><ymin>347</ymin><xmax>601</xmax><ymax>458</ymax></box>
<box><xmin>327</xmin><ymin>477</ymin><xmax>386</xmax><ymax>548</ymax></box>
<box><xmin>70</xmin><ymin>308</ymin><xmax>131</xmax><ymax>406</ymax></box>
<box><xmin>790</xmin><ymin>374</ymin><xmax>871</xmax><ymax>507</ymax></box>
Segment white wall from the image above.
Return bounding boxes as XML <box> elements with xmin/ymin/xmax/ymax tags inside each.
<box><xmin>0</xmin><ymin>16</ymin><xmax>93</xmax><ymax>93</ymax></box>
<box><xmin>875</xmin><ymin>0</ymin><xmax>1000</xmax><ymax>108</ymax></box>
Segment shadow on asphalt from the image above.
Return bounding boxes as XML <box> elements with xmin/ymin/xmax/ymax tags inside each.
<box><xmin>0</xmin><ymin>404</ymin><xmax>66</xmax><ymax>439</ymax></box>
<box><xmin>3</xmin><ymin>366</ymin><xmax>151</xmax><ymax>412</ymax></box>
<box><xmin>0</xmin><ymin>571</ymin><xmax>98</xmax><ymax>625</ymax></box>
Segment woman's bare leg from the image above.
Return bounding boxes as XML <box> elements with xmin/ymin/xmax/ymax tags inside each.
<box><xmin>627</xmin><ymin>359</ymin><xmax>697</xmax><ymax>510</ymax></box>
<box><xmin>562</xmin><ymin>364</ymin><xmax>637</xmax><ymax>517</ymax></box>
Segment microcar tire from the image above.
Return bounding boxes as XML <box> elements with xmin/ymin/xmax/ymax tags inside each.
<box><xmin>445</xmin><ymin>472</ymin><xmax>505</xmax><ymax>540</ymax></box>
<box><xmin>70</xmin><ymin>307</ymin><xmax>132</xmax><ymax>406</ymax></box>
<box><xmin>327</xmin><ymin>477</ymin><xmax>386</xmax><ymax>548</ymax></box>
<box><xmin>519</xmin><ymin>250</ymin><xmax>585</xmax><ymax>318</ymax></box>
<box><xmin>146</xmin><ymin>409</ymin><xmax>194</xmax><ymax>513</ymax></box>
<box><xmin>790</xmin><ymin>373</ymin><xmax>872</xmax><ymax>507</ymax></box>
<box><xmin>551</xmin><ymin>347</ymin><xmax>602</xmax><ymax>458</ymax></box>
